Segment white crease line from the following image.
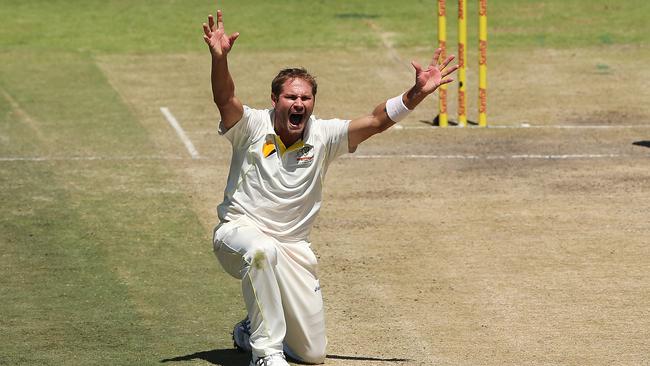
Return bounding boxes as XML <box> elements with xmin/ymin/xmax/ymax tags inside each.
<box><xmin>397</xmin><ymin>124</ymin><xmax>650</xmax><ymax>130</ymax></box>
<box><xmin>2</xmin><ymin>153</ymin><xmax>647</xmax><ymax>163</ymax></box>
<box><xmin>160</xmin><ymin>107</ymin><xmax>200</xmax><ymax>159</ymax></box>
<box><xmin>348</xmin><ymin>153</ymin><xmax>646</xmax><ymax>160</ymax></box>
<box><xmin>492</xmin><ymin>125</ymin><xmax>650</xmax><ymax>129</ymax></box>
<box><xmin>0</xmin><ymin>156</ymin><xmax>189</xmax><ymax>162</ymax></box>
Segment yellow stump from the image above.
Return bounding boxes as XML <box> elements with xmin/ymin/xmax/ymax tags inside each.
<box><xmin>478</xmin><ymin>0</ymin><xmax>488</xmax><ymax>127</ymax></box>
<box><xmin>437</xmin><ymin>0</ymin><xmax>448</xmax><ymax>127</ymax></box>
<box><xmin>457</xmin><ymin>0</ymin><xmax>467</xmax><ymax>126</ymax></box>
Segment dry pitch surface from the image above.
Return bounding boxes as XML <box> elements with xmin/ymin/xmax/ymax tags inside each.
<box><xmin>98</xmin><ymin>45</ymin><xmax>649</xmax><ymax>365</ymax></box>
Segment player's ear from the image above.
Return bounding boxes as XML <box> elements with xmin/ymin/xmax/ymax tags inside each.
<box><xmin>271</xmin><ymin>93</ymin><xmax>277</xmax><ymax>107</ymax></box>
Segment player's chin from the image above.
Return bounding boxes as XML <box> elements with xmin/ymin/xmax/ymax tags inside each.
<box><xmin>287</xmin><ymin>123</ymin><xmax>305</xmax><ymax>134</ymax></box>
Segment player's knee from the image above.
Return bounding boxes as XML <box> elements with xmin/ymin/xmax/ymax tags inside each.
<box><xmin>245</xmin><ymin>240</ymin><xmax>278</xmax><ymax>269</ymax></box>
<box><xmin>293</xmin><ymin>343</ymin><xmax>326</xmax><ymax>364</ymax></box>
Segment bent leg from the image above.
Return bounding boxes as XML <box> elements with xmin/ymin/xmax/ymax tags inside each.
<box><xmin>276</xmin><ymin>243</ymin><xmax>327</xmax><ymax>364</ymax></box>
<box><xmin>213</xmin><ymin>219</ymin><xmax>285</xmax><ymax>360</ymax></box>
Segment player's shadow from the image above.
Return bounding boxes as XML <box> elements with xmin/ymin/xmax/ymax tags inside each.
<box><xmin>632</xmin><ymin>140</ymin><xmax>650</xmax><ymax>148</ymax></box>
<box><xmin>161</xmin><ymin>349</ymin><xmax>248</xmax><ymax>366</ymax></box>
<box><xmin>161</xmin><ymin>349</ymin><xmax>411</xmax><ymax>365</ymax></box>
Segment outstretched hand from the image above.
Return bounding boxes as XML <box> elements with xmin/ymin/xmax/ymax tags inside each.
<box><xmin>411</xmin><ymin>48</ymin><xmax>458</xmax><ymax>95</ymax></box>
<box><xmin>203</xmin><ymin>10</ymin><xmax>240</xmax><ymax>58</ymax></box>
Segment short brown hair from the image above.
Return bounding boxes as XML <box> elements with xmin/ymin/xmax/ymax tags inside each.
<box><xmin>271</xmin><ymin>68</ymin><xmax>317</xmax><ymax>97</ymax></box>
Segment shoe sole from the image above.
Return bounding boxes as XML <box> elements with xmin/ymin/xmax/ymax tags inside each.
<box><xmin>232</xmin><ymin>331</ymin><xmax>250</xmax><ymax>353</ymax></box>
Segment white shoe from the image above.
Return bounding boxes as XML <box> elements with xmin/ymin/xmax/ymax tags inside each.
<box><xmin>232</xmin><ymin>318</ymin><xmax>252</xmax><ymax>352</ymax></box>
<box><xmin>234</xmin><ymin>318</ymin><xmax>297</xmax><ymax>363</ymax></box>
<box><xmin>250</xmin><ymin>352</ymin><xmax>289</xmax><ymax>366</ymax></box>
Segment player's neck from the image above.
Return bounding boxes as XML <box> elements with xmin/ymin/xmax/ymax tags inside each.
<box><xmin>273</xmin><ymin>117</ymin><xmax>303</xmax><ymax>147</ymax></box>
<box><xmin>277</xmin><ymin>132</ymin><xmax>301</xmax><ymax>148</ymax></box>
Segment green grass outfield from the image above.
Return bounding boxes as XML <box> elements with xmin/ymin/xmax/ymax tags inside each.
<box><xmin>1</xmin><ymin>1</ymin><xmax>649</xmax><ymax>365</ymax></box>
<box><xmin>3</xmin><ymin>0</ymin><xmax>650</xmax><ymax>52</ymax></box>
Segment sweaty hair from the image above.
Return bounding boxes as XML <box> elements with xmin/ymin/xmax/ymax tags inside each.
<box><xmin>271</xmin><ymin>68</ymin><xmax>318</xmax><ymax>97</ymax></box>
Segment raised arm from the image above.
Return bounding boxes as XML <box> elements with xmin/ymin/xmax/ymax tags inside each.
<box><xmin>347</xmin><ymin>48</ymin><xmax>458</xmax><ymax>151</ymax></box>
<box><xmin>203</xmin><ymin>10</ymin><xmax>243</xmax><ymax>129</ymax></box>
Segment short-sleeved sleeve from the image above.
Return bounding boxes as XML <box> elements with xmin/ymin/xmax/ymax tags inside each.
<box><xmin>316</xmin><ymin>118</ymin><xmax>352</xmax><ymax>160</ymax></box>
<box><xmin>219</xmin><ymin>106</ymin><xmax>269</xmax><ymax>148</ymax></box>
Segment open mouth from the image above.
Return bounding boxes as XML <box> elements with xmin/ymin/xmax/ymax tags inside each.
<box><xmin>289</xmin><ymin>113</ymin><xmax>303</xmax><ymax>126</ymax></box>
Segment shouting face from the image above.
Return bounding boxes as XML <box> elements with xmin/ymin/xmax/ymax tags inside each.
<box><xmin>272</xmin><ymin>78</ymin><xmax>315</xmax><ymax>147</ymax></box>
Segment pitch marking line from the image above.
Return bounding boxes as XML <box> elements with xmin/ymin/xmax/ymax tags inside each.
<box><xmin>396</xmin><ymin>124</ymin><xmax>650</xmax><ymax>130</ymax></box>
<box><xmin>160</xmin><ymin>107</ymin><xmax>200</xmax><ymax>159</ymax></box>
<box><xmin>348</xmin><ymin>153</ymin><xmax>646</xmax><ymax>160</ymax></box>
<box><xmin>5</xmin><ymin>153</ymin><xmax>647</xmax><ymax>162</ymax></box>
<box><xmin>0</xmin><ymin>156</ymin><xmax>187</xmax><ymax>162</ymax></box>
<box><xmin>1</xmin><ymin>87</ymin><xmax>49</xmax><ymax>142</ymax></box>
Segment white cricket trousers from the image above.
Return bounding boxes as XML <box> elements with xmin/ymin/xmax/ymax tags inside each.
<box><xmin>213</xmin><ymin>216</ymin><xmax>327</xmax><ymax>364</ymax></box>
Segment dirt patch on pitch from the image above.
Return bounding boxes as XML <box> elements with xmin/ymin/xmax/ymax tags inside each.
<box><xmin>316</xmin><ymin>151</ymin><xmax>649</xmax><ymax>366</ymax></box>
<box><xmin>97</xmin><ymin>45</ymin><xmax>650</xmax><ymax>365</ymax></box>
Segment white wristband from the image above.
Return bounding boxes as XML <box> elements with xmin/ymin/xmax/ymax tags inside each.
<box><xmin>385</xmin><ymin>93</ymin><xmax>411</xmax><ymax>122</ymax></box>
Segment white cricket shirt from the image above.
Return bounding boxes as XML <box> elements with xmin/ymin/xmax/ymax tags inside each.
<box><xmin>217</xmin><ymin>106</ymin><xmax>351</xmax><ymax>243</ymax></box>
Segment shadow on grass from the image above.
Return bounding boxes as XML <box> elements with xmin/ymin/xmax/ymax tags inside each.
<box><xmin>161</xmin><ymin>349</ymin><xmax>249</xmax><ymax>366</ymax></box>
<box><xmin>161</xmin><ymin>349</ymin><xmax>411</xmax><ymax>365</ymax></box>
<box><xmin>327</xmin><ymin>354</ymin><xmax>411</xmax><ymax>362</ymax></box>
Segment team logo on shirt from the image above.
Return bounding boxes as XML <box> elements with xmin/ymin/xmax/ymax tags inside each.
<box><xmin>295</xmin><ymin>145</ymin><xmax>314</xmax><ymax>166</ymax></box>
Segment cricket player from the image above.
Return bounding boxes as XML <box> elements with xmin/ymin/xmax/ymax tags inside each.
<box><xmin>203</xmin><ymin>9</ymin><xmax>457</xmax><ymax>366</ymax></box>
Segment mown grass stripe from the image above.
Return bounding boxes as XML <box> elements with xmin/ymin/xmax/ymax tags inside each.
<box><xmin>1</xmin><ymin>51</ymin><xmax>241</xmax><ymax>365</ymax></box>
